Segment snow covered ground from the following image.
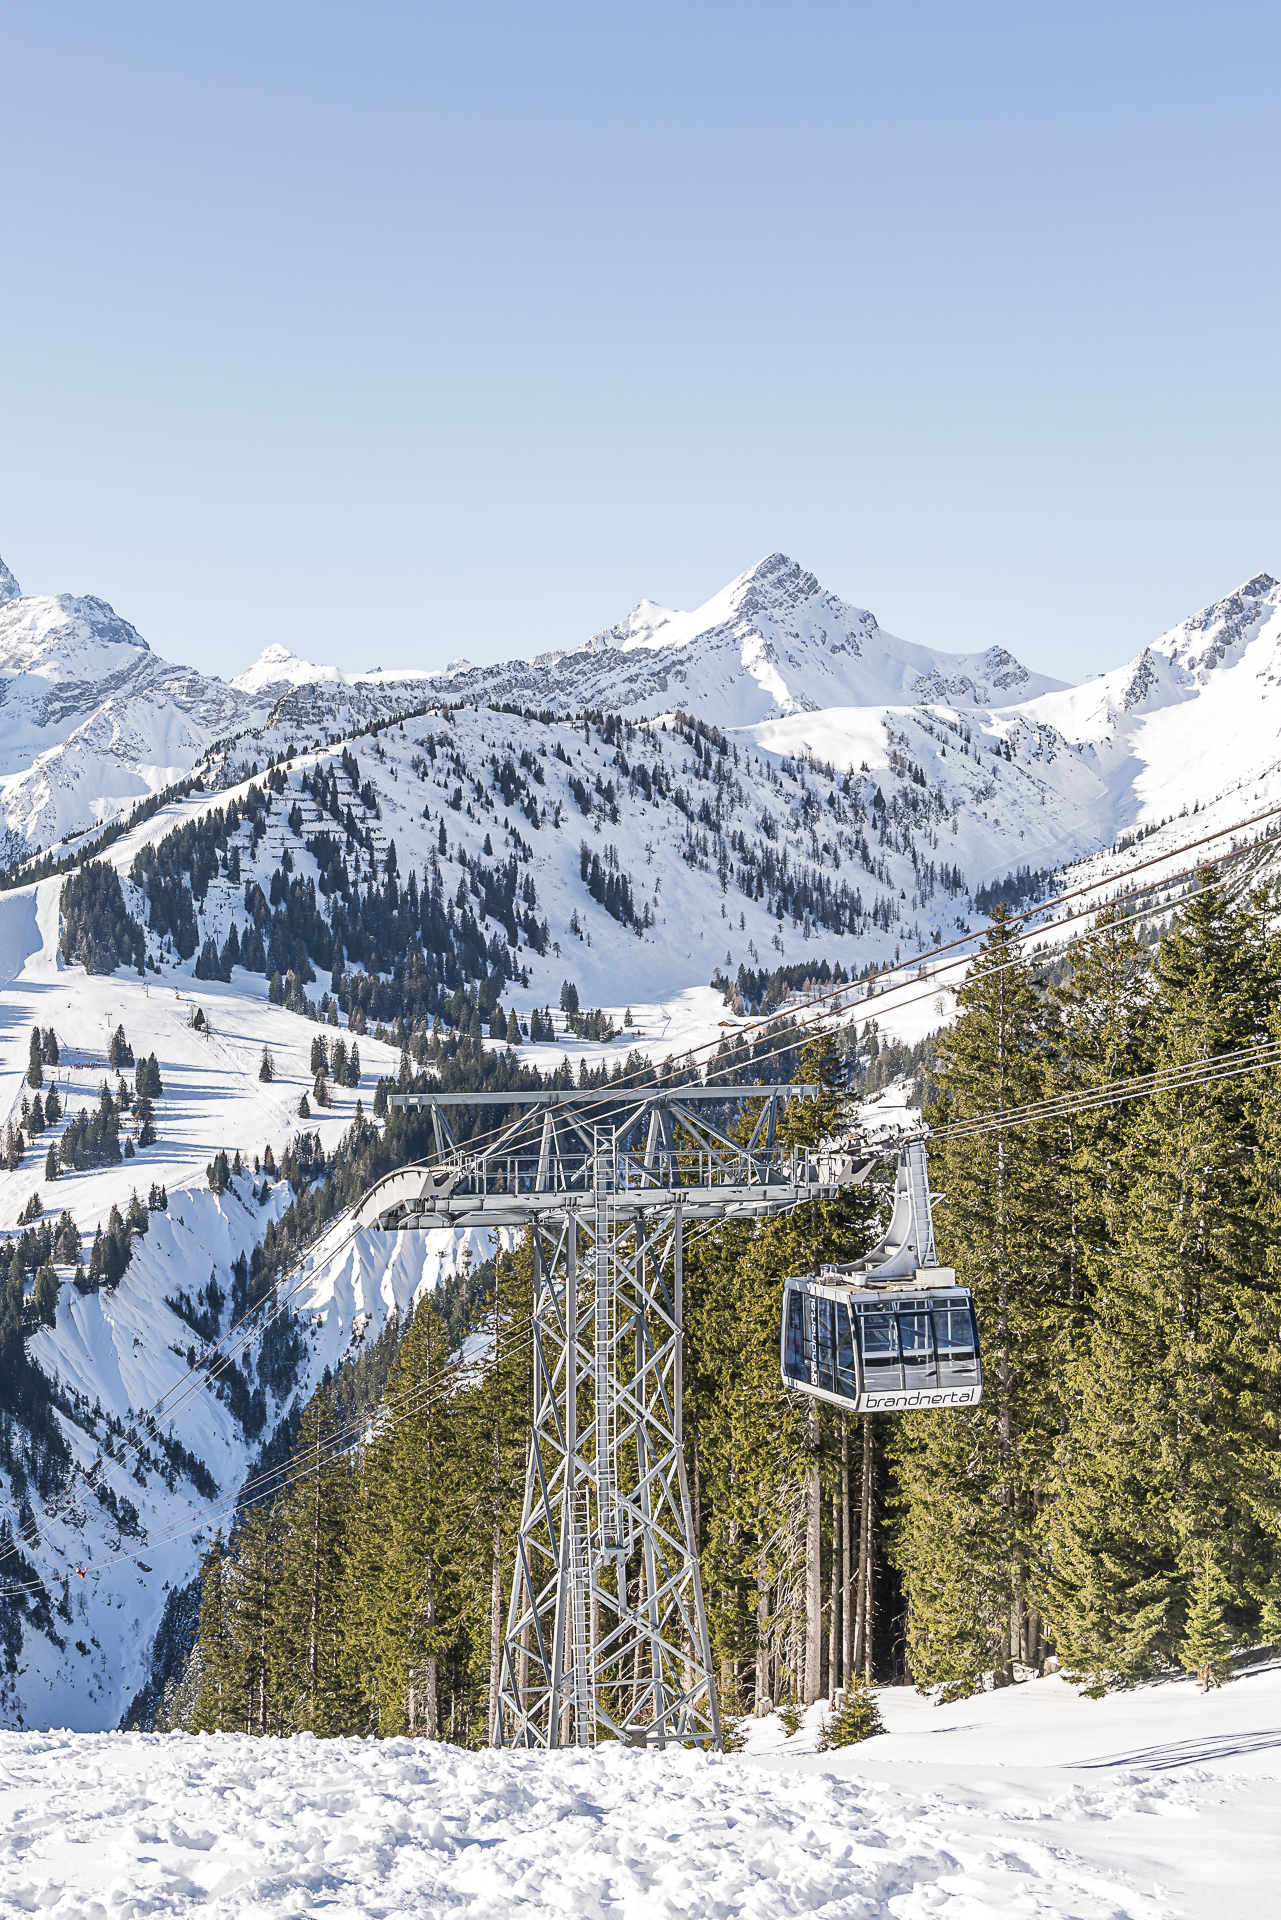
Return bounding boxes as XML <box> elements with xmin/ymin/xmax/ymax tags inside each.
<box><xmin>0</xmin><ymin>1661</ymin><xmax>1276</xmax><ymax>1916</ymax></box>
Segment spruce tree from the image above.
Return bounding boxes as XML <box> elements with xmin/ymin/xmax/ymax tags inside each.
<box><xmin>1242</xmin><ymin>905</ymin><xmax>1281</xmax><ymax>1630</ymax></box>
<box><xmin>452</xmin><ymin>1241</ymin><xmax>534</xmax><ymax>1744</ymax></box>
<box><xmin>1045</xmin><ymin>909</ymin><xmax>1154</xmax><ymax>1333</ymax></box>
<box><xmin>345</xmin><ymin>1300</ymin><xmax>458</xmax><ymax>1736</ymax></box>
<box><xmin>818</xmin><ymin>1673</ymin><xmax>883</xmax><ymax>1748</ymax></box>
<box><xmin>193</xmin><ymin>1531</ymin><xmax>240</xmax><ymax>1731</ymax></box>
<box><xmin>1033</xmin><ymin>912</ymin><xmax>1157</xmax><ymax>1671</ymax></box>
<box><xmin>1180</xmin><ymin>1548</ymin><xmax>1235</xmax><ymax>1689</ymax></box>
<box><xmin>271</xmin><ymin>1391</ymin><xmax>354</xmax><ymax>1733</ymax></box>
<box><xmin>227</xmin><ymin>1505</ymin><xmax>280</xmax><ymax>1733</ymax></box>
<box><xmin>1042</xmin><ymin>881</ymin><xmax>1277</xmax><ymax>1684</ymax></box>
<box><xmin>686</xmin><ymin>1033</ymin><xmax>879</xmax><ymax>1713</ymax></box>
<box><xmin>890</xmin><ymin>909</ymin><xmax>1062</xmax><ymax>1695</ymax></box>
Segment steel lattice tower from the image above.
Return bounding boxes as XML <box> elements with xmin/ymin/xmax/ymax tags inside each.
<box><xmin>358</xmin><ymin>1085</ymin><xmax>862</xmax><ymax>1750</ymax></box>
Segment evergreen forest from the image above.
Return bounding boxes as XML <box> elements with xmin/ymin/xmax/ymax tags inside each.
<box><xmin>177</xmin><ymin>879</ymin><xmax>1281</xmax><ymax>1739</ymax></box>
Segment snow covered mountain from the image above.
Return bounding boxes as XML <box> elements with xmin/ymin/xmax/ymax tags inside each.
<box><xmin>7</xmin><ymin>544</ymin><xmax>1281</xmax><ymax>892</ymax></box>
<box><xmin>3</xmin><ymin>541</ymin><xmax>1281</xmax><ymax>1735</ymax></box>
<box><xmin>0</xmin><ymin>572</ymin><xmax>259</xmax><ymax>864</ymax></box>
<box><xmin>436</xmin><ymin>550</ymin><xmax>1069</xmax><ymax>722</ymax></box>
<box><xmin>1</xmin><ymin>550</ymin><xmax>1070</xmax><ymax>869</ymax></box>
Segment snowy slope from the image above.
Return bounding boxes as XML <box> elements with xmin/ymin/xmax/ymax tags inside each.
<box><xmin>4</xmin><ymin>546</ymin><xmax>1281</xmax><ymax>1739</ymax></box>
<box><xmin>3</xmin><ymin>1194</ymin><xmax>491</xmax><ymax>1734</ymax></box>
<box><xmin>0</xmin><ymin>1658</ymin><xmax>1277</xmax><ymax>1915</ymax></box>
<box><xmin>473</xmin><ymin>548</ymin><xmax>1070</xmax><ymax>722</ymax></box>
<box><xmin>0</xmin><ymin>854</ymin><xmax>455</xmax><ymax>1732</ymax></box>
<box><xmin>6</xmin><ymin>544</ymin><xmax>1280</xmax><ymax>898</ymax></box>
<box><xmin>0</xmin><ymin>694</ymin><xmax>967</xmax><ymax>1729</ymax></box>
<box><xmin>0</xmin><ymin>547</ymin><xmax>1068</xmax><ymax>867</ymax></box>
<box><xmin>0</xmin><ymin>576</ymin><xmax>255</xmax><ymax>861</ymax></box>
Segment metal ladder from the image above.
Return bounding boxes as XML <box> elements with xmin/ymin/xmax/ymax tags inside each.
<box><xmin>904</xmin><ymin>1139</ymin><xmax>937</xmax><ymax>1267</ymax></box>
<box><xmin>594</xmin><ymin>1143</ymin><xmax>617</xmax><ymax>1552</ymax></box>
<box><xmin>569</xmin><ymin>1485</ymin><xmax>593</xmax><ymax>1745</ymax></box>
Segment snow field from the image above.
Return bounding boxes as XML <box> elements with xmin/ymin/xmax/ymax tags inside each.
<box><xmin>3</xmin><ymin>1660</ymin><xmax>1280</xmax><ymax>1918</ymax></box>
<box><xmin>0</xmin><ymin>871</ymin><xmax>406</xmax><ymax>1236</ymax></box>
<box><xmin>3</xmin><ymin>1194</ymin><xmax>496</xmax><ymax>1734</ymax></box>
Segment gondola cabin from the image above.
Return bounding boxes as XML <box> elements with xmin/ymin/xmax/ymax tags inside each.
<box><xmin>780</xmin><ymin>1273</ymin><xmax>982</xmax><ymax>1413</ymax></box>
<box><xmin>778</xmin><ymin>1135</ymin><xmax>983</xmax><ymax>1414</ymax></box>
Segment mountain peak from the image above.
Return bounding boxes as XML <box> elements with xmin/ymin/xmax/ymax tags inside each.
<box><xmin>730</xmin><ymin>549</ymin><xmax>816</xmax><ymax>602</ymax></box>
<box><xmin>1157</xmin><ymin>571</ymin><xmax>1281</xmax><ymax>678</ymax></box>
<box><xmin>0</xmin><ymin>553</ymin><xmax>21</xmax><ymax>604</ymax></box>
<box><xmin>230</xmin><ymin>644</ymin><xmax>346</xmax><ymax>694</ymax></box>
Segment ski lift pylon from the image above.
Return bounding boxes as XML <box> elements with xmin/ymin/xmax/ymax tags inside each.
<box><xmin>779</xmin><ymin>1136</ymin><xmax>983</xmax><ymax>1414</ymax></box>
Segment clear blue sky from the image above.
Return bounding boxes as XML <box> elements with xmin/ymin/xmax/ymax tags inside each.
<box><xmin>2</xmin><ymin>2</ymin><xmax>1278</xmax><ymax>683</ymax></box>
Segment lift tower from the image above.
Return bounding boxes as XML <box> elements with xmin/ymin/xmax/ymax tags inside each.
<box><xmin>356</xmin><ymin>1084</ymin><xmax>864</xmax><ymax>1751</ymax></box>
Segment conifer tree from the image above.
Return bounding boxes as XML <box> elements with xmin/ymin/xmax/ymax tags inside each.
<box><xmin>891</xmin><ymin>909</ymin><xmax>1062</xmax><ymax>1695</ymax></box>
<box><xmin>452</xmin><ymin>1242</ymin><xmax>534</xmax><ymax>1743</ymax></box>
<box><xmin>1242</xmin><ymin>905</ymin><xmax>1281</xmax><ymax>1631</ymax></box>
<box><xmin>1042</xmin><ymin>881</ymin><xmax>1277</xmax><ymax>1684</ymax></box>
<box><xmin>1180</xmin><ymin>1548</ymin><xmax>1235</xmax><ymax>1690</ymax></box>
<box><xmin>817</xmin><ymin>1672</ymin><xmax>883</xmax><ymax>1748</ymax></box>
<box><xmin>271</xmin><ymin>1391</ymin><xmax>354</xmax><ymax>1733</ymax></box>
<box><xmin>345</xmin><ymin>1300</ymin><xmax>458</xmax><ymax>1736</ymax></box>
<box><xmin>687</xmin><ymin>1032</ymin><xmax>879</xmax><ymax>1713</ymax></box>
<box><xmin>227</xmin><ymin>1506</ymin><xmax>280</xmax><ymax>1733</ymax></box>
<box><xmin>193</xmin><ymin>1531</ymin><xmax>240</xmax><ymax>1731</ymax></box>
<box><xmin>1045</xmin><ymin>909</ymin><xmax>1153</xmax><ymax>1334</ymax></box>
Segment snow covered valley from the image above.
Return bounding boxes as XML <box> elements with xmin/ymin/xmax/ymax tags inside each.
<box><xmin>0</xmin><ymin>1661</ymin><xmax>1277</xmax><ymax>1917</ymax></box>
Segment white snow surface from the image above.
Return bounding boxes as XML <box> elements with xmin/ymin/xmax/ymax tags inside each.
<box><xmin>1</xmin><ymin>1661</ymin><xmax>1278</xmax><ymax>1916</ymax></box>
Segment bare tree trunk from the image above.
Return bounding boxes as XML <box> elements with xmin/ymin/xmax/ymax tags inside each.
<box><xmin>828</xmin><ymin>1481</ymin><xmax>840</xmax><ymax>1702</ymax></box>
<box><xmin>804</xmin><ymin>1414</ymin><xmax>823</xmax><ymax>1704</ymax></box>
<box><xmin>487</xmin><ymin>1515</ymin><xmax>503</xmax><ymax>1742</ymax></box>
<box><xmin>423</xmin><ymin>1655</ymin><xmax>439</xmax><ymax>1737</ymax></box>
<box><xmin>309</xmin><ymin>1433</ymin><xmax>321</xmax><ymax>1724</ymax></box>
<box><xmin>755</xmin><ymin>1585</ymin><xmax>770</xmax><ymax>1712</ymax></box>
<box><xmin>1024</xmin><ymin>1606</ymin><xmax>1042</xmax><ymax>1669</ymax></box>
<box><xmin>852</xmin><ymin>1417</ymin><xmax>874</xmax><ymax>1678</ymax></box>
<box><xmin>841</xmin><ymin>1418</ymin><xmax>852</xmax><ymax>1689</ymax></box>
<box><xmin>408</xmin><ymin>1574</ymin><xmax>441</xmax><ymax>1737</ymax></box>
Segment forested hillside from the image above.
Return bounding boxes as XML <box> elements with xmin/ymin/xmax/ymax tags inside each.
<box><xmin>157</xmin><ymin>878</ymin><xmax>1281</xmax><ymax>1741</ymax></box>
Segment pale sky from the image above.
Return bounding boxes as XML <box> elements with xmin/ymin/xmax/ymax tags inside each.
<box><xmin>2</xmin><ymin>2</ymin><xmax>1278</xmax><ymax>684</ymax></box>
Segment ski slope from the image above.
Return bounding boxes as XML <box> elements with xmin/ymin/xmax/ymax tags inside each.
<box><xmin>0</xmin><ymin>1660</ymin><xmax>1276</xmax><ymax>1916</ymax></box>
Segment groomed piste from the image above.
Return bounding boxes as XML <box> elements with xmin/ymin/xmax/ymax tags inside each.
<box><xmin>1</xmin><ymin>1661</ymin><xmax>1277</xmax><ymax>1917</ymax></box>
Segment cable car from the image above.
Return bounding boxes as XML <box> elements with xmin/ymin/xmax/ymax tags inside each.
<box><xmin>779</xmin><ymin>1137</ymin><xmax>983</xmax><ymax>1414</ymax></box>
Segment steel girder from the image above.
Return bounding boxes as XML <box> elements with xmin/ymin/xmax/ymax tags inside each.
<box><xmin>367</xmin><ymin>1085</ymin><xmax>856</xmax><ymax>1751</ymax></box>
<box><xmin>494</xmin><ymin>1186</ymin><xmax>718</xmax><ymax>1750</ymax></box>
